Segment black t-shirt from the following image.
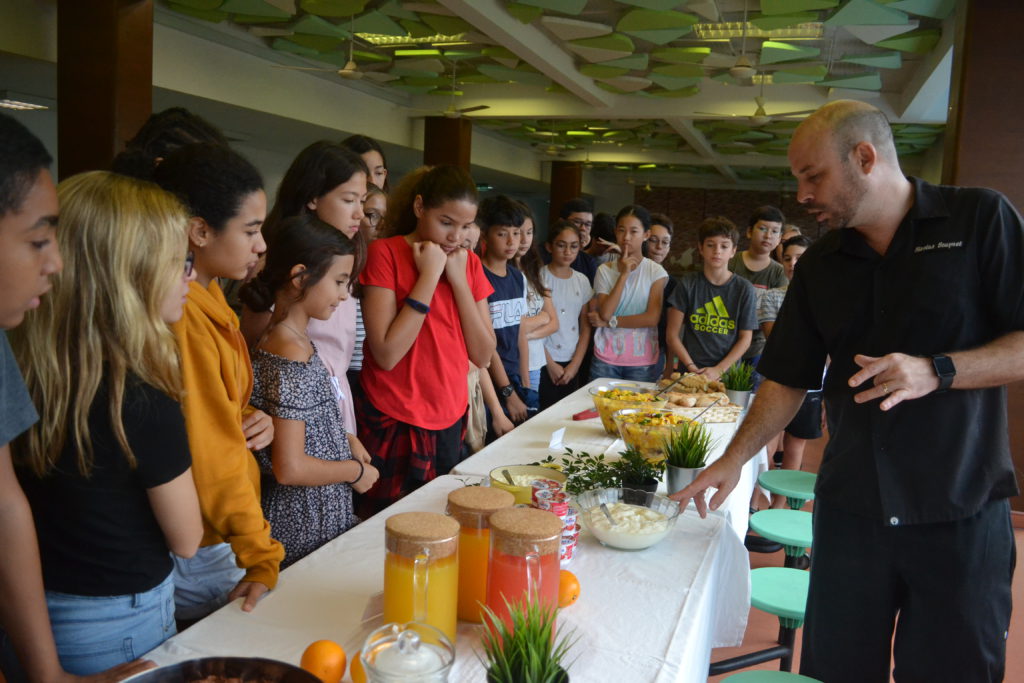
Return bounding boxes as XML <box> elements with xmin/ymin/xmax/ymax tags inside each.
<box><xmin>760</xmin><ymin>177</ymin><xmax>1023</xmax><ymax>526</ymax></box>
<box><xmin>18</xmin><ymin>374</ymin><xmax>191</xmax><ymax>595</ymax></box>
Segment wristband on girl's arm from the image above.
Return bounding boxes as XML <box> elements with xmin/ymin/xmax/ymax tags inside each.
<box><xmin>349</xmin><ymin>459</ymin><xmax>365</xmax><ymax>484</ymax></box>
<box><xmin>405</xmin><ymin>297</ymin><xmax>430</xmax><ymax>314</ymax></box>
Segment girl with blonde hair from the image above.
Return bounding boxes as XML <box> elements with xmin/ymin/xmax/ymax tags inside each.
<box><xmin>8</xmin><ymin>171</ymin><xmax>202</xmax><ymax>673</ymax></box>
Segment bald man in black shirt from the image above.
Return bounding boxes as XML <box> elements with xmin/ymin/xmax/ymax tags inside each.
<box><xmin>672</xmin><ymin>100</ymin><xmax>1022</xmax><ymax>682</ymax></box>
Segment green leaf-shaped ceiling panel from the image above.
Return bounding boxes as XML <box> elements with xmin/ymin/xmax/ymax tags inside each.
<box><xmin>506</xmin><ymin>3</ymin><xmax>544</xmax><ymax>23</ymax></box>
<box><xmin>874</xmin><ymin>28</ymin><xmax>940</xmax><ymax>53</ymax></box>
<box><xmin>647</xmin><ymin>73</ymin><xmax>702</xmax><ymax>90</ymax></box>
<box><xmin>353</xmin><ymin>49</ymin><xmax>389</xmax><ymax>63</ymax></box>
<box><xmin>399</xmin><ymin>19</ymin><xmax>434</xmax><ymax>39</ymax></box>
<box><xmin>598</xmin><ymin>75</ymin><xmax>652</xmax><ymax>92</ymax></box>
<box><xmin>291</xmin><ymin>14</ymin><xmax>349</xmax><ymax>37</ymax></box>
<box><xmin>771</xmin><ymin>64</ymin><xmax>828</xmax><ymax>82</ymax></box>
<box><xmin>567</xmin><ymin>34</ymin><xmax>636</xmax><ymax>62</ymax></box>
<box><xmin>888</xmin><ymin>0</ymin><xmax>955</xmax><ymax>18</ymax></box>
<box><xmin>516</xmin><ymin>0</ymin><xmax>588</xmax><ymax>13</ymax></box>
<box><xmin>818</xmin><ymin>72</ymin><xmax>883</xmax><ymax>90</ymax></box>
<box><xmin>759</xmin><ymin>40</ymin><xmax>821</xmax><ymax>64</ymax></box>
<box><xmin>617</xmin><ymin>9</ymin><xmax>698</xmax><ymax>45</ymax></box>
<box><xmin>169</xmin><ymin>2</ymin><xmax>228</xmax><ymax>22</ymax></box>
<box><xmin>598</xmin><ymin>54</ymin><xmax>649</xmax><ymax>70</ymax></box>
<box><xmin>377</xmin><ymin>0</ymin><xmax>418</xmax><ymax>21</ymax></box>
<box><xmin>220</xmin><ymin>0</ymin><xmax>290</xmax><ymax>18</ymax></box>
<box><xmin>751</xmin><ymin>13</ymin><xmax>817</xmax><ymax>30</ymax></box>
<box><xmin>760</xmin><ymin>0</ymin><xmax>838</xmax><ymax>14</ymax></box>
<box><xmin>841</xmin><ymin>51</ymin><xmax>902</xmax><ymax>68</ymax></box>
<box><xmin>232</xmin><ymin>13</ymin><xmax>284</xmax><ymax>22</ymax></box>
<box><xmin>651</xmin><ymin>63</ymin><xmax>705</xmax><ymax>78</ymax></box>
<box><xmin>824</xmin><ymin>0</ymin><xmax>908</xmax><ymax>27</ymax></box>
<box><xmin>539</xmin><ymin>16</ymin><xmax>612</xmax><ymax>41</ymax></box>
<box><xmin>651</xmin><ymin>46</ymin><xmax>709</xmax><ymax>64</ymax></box>
<box><xmin>477</xmin><ymin>64</ymin><xmax>550</xmax><ymax>86</ymax></box>
<box><xmin>271</xmin><ymin>37</ymin><xmax>320</xmax><ymax>56</ymax></box>
<box><xmin>648</xmin><ymin>86</ymin><xmax>700</xmax><ymax>98</ymax></box>
<box><xmin>350</xmin><ymin>10</ymin><xmax>404</xmax><ymax>35</ymax></box>
<box><xmin>421</xmin><ymin>13</ymin><xmax>472</xmax><ymax>35</ymax></box>
<box><xmin>579</xmin><ymin>64</ymin><xmax>630</xmax><ymax>79</ymax></box>
<box><xmin>617</xmin><ymin>0</ymin><xmax>687</xmax><ymax>9</ymax></box>
<box><xmin>299</xmin><ymin>0</ymin><xmax>367</xmax><ymax>17</ymax></box>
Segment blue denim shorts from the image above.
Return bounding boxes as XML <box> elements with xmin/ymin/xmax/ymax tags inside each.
<box><xmin>588</xmin><ymin>357</ymin><xmax>662</xmax><ymax>384</ymax></box>
<box><xmin>1</xmin><ymin>571</ymin><xmax>176</xmax><ymax>678</ymax></box>
<box><xmin>171</xmin><ymin>543</ymin><xmax>245</xmax><ymax>620</ymax></box>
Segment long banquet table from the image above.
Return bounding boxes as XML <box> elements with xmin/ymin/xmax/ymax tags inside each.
<box><xmin>145</xmin><ymin>379</ymin><xmax>760</xmax><ymax>682</ymax></box>
<box><xmin>454</xmin><ymin>378</ymin><xmax>769</xmax><ymax>541</ymax></box>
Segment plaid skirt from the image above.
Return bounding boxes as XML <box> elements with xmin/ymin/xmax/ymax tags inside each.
<box><xmin>355</xmin><ymin>392</ymin><xmax>466</xmax><ymax>517</ymax></box>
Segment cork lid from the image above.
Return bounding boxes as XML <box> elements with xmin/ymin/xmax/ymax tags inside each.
<box><xmin>385</xmin><ymin>512</ymin><xmax>460</xmax><ymax>559</ymax></box>
<box><xmin>447</xmin><ymin>487</ymin><xmax>515</xmax><ymax>527</ymax></box>
<box><xmin>489</xmin><ymin>507</ymin><xmax>562</xmax><ymax>556</ymax></box>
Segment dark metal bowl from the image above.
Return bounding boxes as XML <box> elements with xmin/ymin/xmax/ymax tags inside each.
<box><xmin>129</xmin><ymin>658</ymin><xmax>320</xmax><ymax>683</ymax></box>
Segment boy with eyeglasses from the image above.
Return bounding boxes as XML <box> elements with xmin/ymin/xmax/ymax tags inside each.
<box><xmin>546</xmin><ymin>197</ymin><xmax>598</xmax><ymax>284</ymax></box>
<box><xmin>729</xmin><ymin>206</ymin><xmax>788</xmax><ymax>376</ymax></box>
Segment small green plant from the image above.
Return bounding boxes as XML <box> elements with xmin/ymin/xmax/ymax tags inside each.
<box><xmin>479</xmin><ymin>597</ymin><xmax>576</xmax><ymax>683</ymax></box>
<box><xmin>662</xmin><ymin>421</ymin><xmax>717</xmax><ymax>469</ymax></box>
<box><xmin>720</xmin><ymin>362</ymin><xmax>755</xmax><ymax>391</ymax></box>
<box><xmin>611</xmin><ymin>446</ymin><xmax>665</xmax><ymax>485</ymax></box>
<box><xmin>536</xmin><ymin>448</ymin><xmax>617</xmax><ymax>495</ymax></box>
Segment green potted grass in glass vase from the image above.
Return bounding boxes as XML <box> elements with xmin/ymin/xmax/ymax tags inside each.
<box><xmin>663</xmin><ymin>421</ymin><xmax>718</xmax><ymax>494</ymax></box>
<box><xmin>480</xmin><ymin>597</ymin><xmax>577</xmax><ymax>683</ymax></box>
<box><xmin>720</xmin><ymin>361</ymin><xmax>755</xmax><ymax>409</ymax></box>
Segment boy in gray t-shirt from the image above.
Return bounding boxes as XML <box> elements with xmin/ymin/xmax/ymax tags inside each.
<box><xmin>666</xmin><ymin>217</ymin><xmax>757</xmax><ymax>381</ymax></box>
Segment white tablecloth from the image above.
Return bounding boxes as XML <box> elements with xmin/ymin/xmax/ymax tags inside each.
<box><xmin>453</xmin><ymin>378</ymin><xmax>769</xmax><ymax>540</ymax></box>
<box><xmin>146</xmin><ymin>474</ymin><xmax>750</xmax><ymax>682</ymax></box>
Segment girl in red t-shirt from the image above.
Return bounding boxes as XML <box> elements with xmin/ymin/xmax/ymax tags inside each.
<box><xmin>356</xmin><ymin>165</ymin><xmax>495</xmax><ymax>515</ymax></box>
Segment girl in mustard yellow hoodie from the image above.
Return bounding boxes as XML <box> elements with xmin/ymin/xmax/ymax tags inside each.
<box><xmin>154</xmin><ymin>143</ymin><xmax>284</xmax><ymax>618</ymax></box>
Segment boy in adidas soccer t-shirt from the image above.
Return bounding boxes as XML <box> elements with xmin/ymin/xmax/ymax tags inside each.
<box><xmin>666</xmin><ymin>216</ymin><xmax>757</xmax><ymax>381</ymax></box>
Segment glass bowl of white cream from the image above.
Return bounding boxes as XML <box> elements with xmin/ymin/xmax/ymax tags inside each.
<box><xmin>576</xmin><ymin>487</ymin><xmax>680</xmax><ymax>551</ymax></box>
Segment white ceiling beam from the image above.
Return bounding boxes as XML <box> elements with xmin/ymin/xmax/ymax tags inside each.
<box><xmin>665</xmin><ymin>116</ymin><xmax>739</xmax><ymax>182</ymax></box>
<box><xmin>436</xmin><ymin>0</ymin><xmax>614</xmax><ymax>108</ymax></box>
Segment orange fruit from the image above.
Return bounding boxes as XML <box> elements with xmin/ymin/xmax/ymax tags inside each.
<box><xmin>300</xmin><ymin>640</ymin><xmax>346</xmax><ymax>683</ymax></box>
<box><xmin>349</xmin><ymin>649</ymin><xmax>367</xmax><ymax>683</ymax></box>
<box><xmin>558</xmin><ymin>570</ymin><xmax>580</xmax><ymax>608</ymax></box>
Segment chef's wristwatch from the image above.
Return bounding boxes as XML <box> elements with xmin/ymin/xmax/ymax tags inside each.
<box><xmin>931</xmin><ymin>354</ymin><xmax>956</xmax><ymax>392</ymax></box>
<box><xmin>498</xmin><ymin>384</ymin><xmax>515</xmax><ymax>399</ymax></box>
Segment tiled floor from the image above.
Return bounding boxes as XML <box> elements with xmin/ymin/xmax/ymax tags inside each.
<box><xmin>708</xmin><ymin>433</ymin><xmax>1024</xmax><ymax>682</ymax></box>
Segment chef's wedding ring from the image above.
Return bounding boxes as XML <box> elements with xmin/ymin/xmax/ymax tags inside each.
<box><xmin>882</xmin><ymin>383</ymin><xmax>890</xmax><ymax>394</ymax></box>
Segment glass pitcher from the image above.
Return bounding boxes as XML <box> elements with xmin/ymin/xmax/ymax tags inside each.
<box><xmin>383</xmin><ymin>512</ymin><xmax>459</xmax><ymax>642</ymax></box>
<box><xmin>360</xmin><ymin>621</ymin><xmax>455</xmax><ymax>683</ymax></box>
<box><xmin>446</xmin><ymin>486</ymin><xmax>515</xmax><ymax>623</ymax></box>
<box><xmin>485</xmin><ymin>507</ymin><xmax>563</xmax><ymax>628</ymax></box>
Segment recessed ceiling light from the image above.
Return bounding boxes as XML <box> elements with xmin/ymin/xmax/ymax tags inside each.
<box><xmin>0</xmin><ymin>90</ymin><xmax>50</xmax><ymax>111</ymax></box>
<box><xmin>692</xmin><ymin>22</ymin><xmax>823</xmax><ymax>41</ymax></box>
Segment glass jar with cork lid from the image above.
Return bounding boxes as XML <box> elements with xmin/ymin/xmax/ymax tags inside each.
<box><xmin>485</xmin><ymin>507</ymin><xmax>563</xmax><ymax>628</ymax></box>
<box><xmin>383</xmin><ymin>511</ymin><xmax>460</xmax><ymax>642</ymax></box>
<box><xmin>446</xmin><ymin>486</ymin><xmax>515</xmax><ymax>622</ymax></box>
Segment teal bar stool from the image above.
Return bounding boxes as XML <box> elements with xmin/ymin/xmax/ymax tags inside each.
<box><xmin>722</xmin><ymin>672</ymin><xmax>822</xmax><ymax>682</ymax></box>
<box><xmin>710</xmin><ymin>567</ymin><xmax>810</xmax><ymax>675</ymax></box>
<box><xmin>749</xmin><ymin>509</ymin><xmax>813</xmax><ymax>569</ymax></box>
<box><xmin>759</xmin><ymin>470</ymin><xmax>817</xmax><ymax>510</ymax></box>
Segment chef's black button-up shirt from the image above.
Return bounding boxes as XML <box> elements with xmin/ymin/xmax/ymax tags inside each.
<box><xmin>759</xmin><ymin>177</ymin><xmax>1022</xmax><ymax>525</ymax></box>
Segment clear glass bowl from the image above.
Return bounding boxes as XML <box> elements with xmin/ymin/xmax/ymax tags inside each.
<box><xmin>588</xmin><ymin>385</ymin><xmax>667</xmax><ymax>435</ymax></box>
<box><xmin>613</xmin><ymin>407</ymin><xmax>697</xmax><ymax>461</ymax></box>
<box><xmin>576</xmin><ymin>487</ymin><xmax>680</xmax><ymax>551</ymax></box>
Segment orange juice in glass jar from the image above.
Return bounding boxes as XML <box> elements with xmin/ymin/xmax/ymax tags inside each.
<box><xmin>447</xmin><ymin>486</ymin><xmax>515</xmax><ymax>623</ymax></box>
<box><xmin>485</xmin><ymin>507</ymin><xmax>563</xmax><ymax>629</ymax></box>
<box><xmin>383</xmin><ymin>512</ymin><xmax>460</xmax><ymax>642</ymax></box>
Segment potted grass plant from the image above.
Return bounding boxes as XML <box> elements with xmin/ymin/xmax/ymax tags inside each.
<box><xmin>720</xmin><ymin>361</ymin><xmax>755</xmax><ymax>409</ymax></box>
<box><xmin>480</xmin><ymin>597</ymin><xmax>577</xmax><ymax>683</ymax></box>
<box><xmin>610</xmin><ymin>446</ymin><xmax>665</xmax><ymax>495</ymax></box>
<box><xmin>663</xmin><ymin>421</ymin><xmax>717</xmax><ymax>494</ymax></box>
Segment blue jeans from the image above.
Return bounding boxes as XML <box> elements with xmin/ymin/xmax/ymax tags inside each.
<box><xmin>589</xmin><ymin>357</ymin><xmax>662</xmax><ymax>384</ymax></box>
<box><xmin>171</xmin><ymin>543</ymin><xmax>245</xmax><ymax>620</ymax></box>
<box><xmin>1</xmin><ymin>572</ymin><xmax>176</xmax><ymax>678</ymax></box>
<box><xmin>524</xmin><ymin>369</ymin><xmax>541</xmax><ymax>416</ymax></box>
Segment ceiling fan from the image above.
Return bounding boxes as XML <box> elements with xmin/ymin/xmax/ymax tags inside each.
<box><xmin>270</xmin><ymin>15</ymin><xmax>388</xmax><ymax>82</ymax></box>
<box><xmin>696</xmin><ymin>76</ymin><xmax>815</xmax><ymax>126</ymax></box>
<box><xmin>411</xmin><ymin>66</ymin><xmax>491</xmax><ymax>119</ymax></box>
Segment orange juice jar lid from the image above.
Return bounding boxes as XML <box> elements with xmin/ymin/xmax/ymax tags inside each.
<box><xmin>488</xmin><ymin>507</ymin><xmax>562</xmax><ymax>556</ymax></box>
<box><xmin>447</xmin><ymin>486</ymin><xmax>515</xmax><ymax>529</ymax></box>
<box><xmin>385</xmin><ymin>512</ymin><xmax>459</xmax><ymax>560</ymax></box>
